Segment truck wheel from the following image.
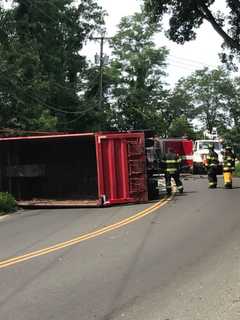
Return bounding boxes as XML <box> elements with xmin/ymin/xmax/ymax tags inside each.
<box><xmin>193</xmin><ymin>164</ymin><xmax>198</xmax><ymax>174</ymax></box>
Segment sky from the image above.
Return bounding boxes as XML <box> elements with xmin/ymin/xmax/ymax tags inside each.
<box><xmin>82</xmin><ymin>0</ymin><xmax>227</xmax><ymax>86</ymax></box>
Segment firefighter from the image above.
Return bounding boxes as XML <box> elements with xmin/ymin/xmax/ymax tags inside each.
<box><xmin>205</xmin><ymin>143</ymin><xmax>219</xmax><ymax>188</ymax></box>
<box><xmin>162</xmin><ymin>148</ymin><xmax>183</xmax><ymax>195</ymax></box>
<box><xmin>223</xmin><ymin>146</ymin><xmax>235</xmax><ymax>189</ymax></box>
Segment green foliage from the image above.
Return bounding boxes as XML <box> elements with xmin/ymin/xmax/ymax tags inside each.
<box><xmin>168</xmin><ymin>116</ymin><xmax>196</xmax><ymax>139</ymax></box>
<box><xmin>80</xmin><ymin>64</ymin><xmax>114</xmax><ymax>131</ymax></box>
<box><xmin>144</xmin><ymin>0</ymin><xmax>240</xmax><ymax>68</ymax></box>
<box><xmin>0</xmin><ymin>192</ymin><xmax>17</xmax><ymax>214</ymax></box>
<box><xmin>170</xmin><ymin>67</ymin><xmax>240</xmax><ymax>146</ymax></box>
<box><xmin>222</xmin><ymin>127</ymin><xmax>240</xmax><ymax>155</ymax></box>
<box><xmin>0</xmin><ymin>0</ymin><xmax>105</xmax><ymax>132</ymax></box>
<box><xmin>234</xmin><ymin>162</ymin><xmax>240</xmax><ymax>177</ymax></box>
<box><xmin>1</xmin><ymin>2</ymin><xmax>239</xmax><ymax>140</ymax></box>
<box><xmin>159</xmin><ymin>85</ymin><xmax>195</xmax><ymax>136</ymax></box>
<box><xmin>108</xmin><ymin>12</ymin><xmax>169</xmax><ymax>133</ymax></box>
<box><xmin>175</xmin><ymin>67</ymin><xmax>234</xmax><ymax>133</ymax></box>
<box><xmin>226</xmin><ymin>77</ymin><xmax>240</xmax><ymax>128</ymax></box>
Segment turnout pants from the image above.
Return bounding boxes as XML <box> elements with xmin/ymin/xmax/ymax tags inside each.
<box><xmin>208</xmin><ymin>166</ymin><xmax>217</xmax><ymax>188</ymax></box>
<box><xmin>165</xmin><ymin>172</ymin><xmax>183</xmax><ymax>195</ymax></box>
<box><xmin>223</xmin><ymin>171</ymin><xmax>232</xmax><ymax>188</ymax></box>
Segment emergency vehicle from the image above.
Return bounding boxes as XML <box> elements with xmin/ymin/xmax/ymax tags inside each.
<box><xmin>193</xmin><ymin>139</ymin><xmax>223</xmax><ymax>173</ymax></box>
<box><xmin>158</xmin><ymin>138</ymin><xmax>193</xmax><ymax>172</ymax></box>
<box><xmin>146</xmin><ymin>138</ymin><xmax>193</xmax><ymax>172</ymax></box>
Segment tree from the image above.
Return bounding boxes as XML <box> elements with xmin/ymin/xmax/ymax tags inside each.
<box><xmin>108</xmin><ymin>12</ymin><xmax>169</xmax><ymax>133</ymax></box>
<box><xmin>223</xmin><ymin>127</ymin><xmax>240</xmax><ymax>155</ymax></box>
<box><xmin>0</xmin><ymin>0</ymin><xmax>105</xmax><ymax>131</ymax></box>
<box><xmin>168</xmin><ymin>116</ymin><xmax>196</xmax><ymax>139</ymax></box>
<box><xmin>225</xmin><ymin>77</ymin><xmax>240</xmax><ymax>128</ymax></box>
<box><xmin>175</xmin><ymin>67</ymin><xmax>234</xmax><ymax>133</ymax></box>
<box><xmin>217</xmin><ymin>76</ymin><xmax>240</xmax><ymax>150</ymax></box>
<box><xmin>144</xmin><ymin>0</ymin><xmax>240</xmax><ymax>68</ymax></box>
<box><xmin>159</xmin><ymin>84</ymin><xmax>195</xmax><ymax>136</ymax></box>
<box><xmin>74</xmin><ymin>63</ymin><xmax>114</xmax><ymax>131</ymax></box>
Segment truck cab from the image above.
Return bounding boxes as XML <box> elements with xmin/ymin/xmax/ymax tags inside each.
<box><xmin>193</xmin><ymin>140</ymin><xmax>223</xmax><ymax>174</ymax></box>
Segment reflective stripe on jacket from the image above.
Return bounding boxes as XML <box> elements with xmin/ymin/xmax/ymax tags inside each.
<box><xmin>162</xmin><ymin>153</ymin><xmax>181</xmax><ymax>174</ymax></box>
<box><xmin>223</xmin><ymin>153</ymin><xmax>235</xmax><ymax>172</ymax></box>
<box><xmin>206</xmin><ymin>151</ymin><xmax>219</xmax><ymax>168</ymax></box>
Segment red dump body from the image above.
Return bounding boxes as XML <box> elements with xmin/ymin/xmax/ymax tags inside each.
<box><xmin>0</xmin><ymin>132</ymin><xmax>148</xmax><ymax>207</ymax></box>
<box><xmin>159</xmin><ymin>139</ymin><xmax>193</xmax><ymax>170</ymax></box>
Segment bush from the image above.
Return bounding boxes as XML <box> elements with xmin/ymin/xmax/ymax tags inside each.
<box><xmin>234</xmin><ymin>162</ymin><xmax>240</xmax><ymax>177</ymax></box>
<box><xmin>0</xmin><ymin>192</ymin><xmax>17</xmax><ymax>214</ymax></box>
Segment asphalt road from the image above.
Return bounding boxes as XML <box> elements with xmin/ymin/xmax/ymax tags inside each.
<box><xmin>0</xmin><ymin>176</ymin><xmax>239</xmax><ymax>320</ymax></box>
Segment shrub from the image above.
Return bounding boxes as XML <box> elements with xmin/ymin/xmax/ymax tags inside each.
<box><xmin>0</xmin><ymin>192</ymin><xmax>17</xmax><ymax>214</ymax></box>
<box><xmin>234</xmin><ymin>162</ymin><xmax>240</xmax><ymax>177</ymax></box>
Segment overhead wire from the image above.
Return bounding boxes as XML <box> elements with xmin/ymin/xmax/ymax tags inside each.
<box><xmin>168</xmin><ymin>58</ymin><xmax>206</xmax><ymax>69</ymax></box>
<box><xmin>0</xmin><ymin>3</ymin><xmax>102</xmax><ymax>115</ymax></box>
<box><xmin>21</xmin><ymin>0</ymin><xmax>81</xmax><ymax>27</ymax></box>
<box><xmin>21</xmin><ymin>0</ymin><xmax>62</xmax><ymax>25</ymax></box>
<box><xmin>0</xmin><ymin>72</ymin><xmax>100</xmax><ymax>117</ymax></box>
<box><xmin>168</xmin><ymin>54</ymin><xmax>216</xmax><ymax>68</ymax></box>
<box><xmin>166</xmin><ymin>53</ymin><xmax>220</xmax><ymax>74</ymax></box>
<box><xmin>2</xmin><ymin>0</ymin><xmax>219</xmax><ymax>122</ymax></box>
<box><xmin>167</xmin><ymin>54</ymin><xmax>215</xmax><ymax>69</ymax></box>
<box><xmin>0</xmin><ymin>0</ymin><xmax>103</xmax><ymax>117</ymax></box>
<box><xmin>167</xmin><ymin>60</ymin><xmax>199</xmax><ymax>72</ymax></box>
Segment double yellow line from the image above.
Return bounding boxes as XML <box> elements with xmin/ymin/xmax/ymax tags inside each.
<box><xmin>0</xmin><ymin>196</ymin><xmax>171</xmax><ymax>270</ymax></box>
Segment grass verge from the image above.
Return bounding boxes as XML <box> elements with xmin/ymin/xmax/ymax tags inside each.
<box><xmin>0</xmin><ymin>192</ymin><xmax>17</xmax><ymax>215</ymax></box>
<box><xmin>234</xmin><ymin>162</ymin><xmax>240</xmax><ymax>177</ymax></box>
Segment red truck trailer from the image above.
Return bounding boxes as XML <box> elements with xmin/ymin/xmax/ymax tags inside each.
<box><xmin>0</xmin><ymin>132</ymin><xmax>151</xmax><ymax>207</ymax></box>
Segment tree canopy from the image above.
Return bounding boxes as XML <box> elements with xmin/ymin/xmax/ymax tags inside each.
<box><xmin>144</xmin><ymin>0</ymin><xmax>240</xmax><ymax>68</ymax></box>
<box><xmin>108</xmin><ymin>12</ymin><xmax>169</xmax><ymax>133</ymax></box>
<box><xmin>1</xmin><ymin>2</ymin><xmax>240</xmax><ymax>150</ymax></box>
<box><xmin>175</xmin><ymin>67</ymin><xmax>233</xmax><ymax>133</ymax></box>
<box><xmin>0</xmin><ymin>0</ymin><xmax>105</xmax><ymax>131</ymax></box>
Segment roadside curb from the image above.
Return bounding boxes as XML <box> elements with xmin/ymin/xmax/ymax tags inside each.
<box><xmin>0</xmin><ymin>214</ymin><xmax>10</xmax><ymax>220</ymax></box>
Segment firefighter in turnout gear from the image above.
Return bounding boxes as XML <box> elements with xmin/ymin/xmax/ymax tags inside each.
<box><xmin>162</xmin><ymin>148</ymin><xmax>184</xmax><ymax>195</ymax></box>
<box><xmin>223</xmin><ymin>146</ymin><xmax>235</xmax><ymax>189</ymax></box>
<box><xmin>205</xmin><ymin>144</ymin><xmax>219</xmax><ymax>188</ymax></box>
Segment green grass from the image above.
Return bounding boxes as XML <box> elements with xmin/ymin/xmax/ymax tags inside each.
<box><xmin>234</xmin><ymin>162</ymin><xmax>240</xmax><ymax>177</ymax></box>
<box><xmin>0</xmin><ymin>192</ymin><xmax>17</xmax><ymax>214</ymax></box>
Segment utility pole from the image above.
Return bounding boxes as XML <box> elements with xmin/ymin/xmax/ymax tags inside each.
<box><xmin>91</xmin><ymin>35</ymin><xmax>111</xmax><ymax>110</ymax></box>
<box><xmin>99</xmin><ymin>36</ymin><xmax>104</xmax><ymax>111</ymax></box>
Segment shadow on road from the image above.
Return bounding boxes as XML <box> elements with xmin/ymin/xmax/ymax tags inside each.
<box><xmin>217</xmin><ymin>186</ymin><xmax>240</xmax><ymax>190</ymax></box>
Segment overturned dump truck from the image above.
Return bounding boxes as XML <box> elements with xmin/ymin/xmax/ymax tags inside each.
<box><xmin>0</xmin><ymin>131</ymin><xmax>160</xmax><ymax>207</ymax></box>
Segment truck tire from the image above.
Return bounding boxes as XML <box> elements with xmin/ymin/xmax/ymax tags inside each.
<box><xmin>193</xmin><ymin>164</ymin><xmax>198</xmax><ymax>174</ymax></box>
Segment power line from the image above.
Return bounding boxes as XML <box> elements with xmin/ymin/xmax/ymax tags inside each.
<box><xmin>0</xmin><ymin>6</ymin><xmax>104</xmax><ymax>118</ymax></box>
<box><xmin>21</xmin><ymin>0</ymin><xmax>93</xmax><ymax>28</ymax></box>
<box><xmin>20</xmin><ymin>0</ymin><xmax>58</xmax><ymax>25</ymax></box>
<box><xmin>167</xmin><ymin>61</ymin><xmax>200</xmax><ymax>71</ymax></box>
<box><xmin>168</xmin><ymin>54</ymin><xmax>216</xmax><ymax>68</ymax></box>
<box><xmin>7</xmin><ymin>0</ymin><xmax>101</xmax><ymax>99</ymax></box>
<box><xmin>167</xmin><ymin>61</ymin><xmax>198</xmax><ymax>72</ymax></box>
<box><xmin>168</xmin><ymin>57</ymin><xmax>206</xmax><ymax>69</ymax></box>
<box><xmin>167</xmin><ymin>54</ymin><xmax>219</xmax><ymax>71</ymax></box>
<box><xmin>0</xmin><ymin>73</ymin><xmax>98</xmax><ymax>116</ymax></box>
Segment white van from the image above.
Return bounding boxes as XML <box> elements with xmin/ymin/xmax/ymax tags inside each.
<box><xmin>193</xmin><ymin>140</ymin><xmax>223</xmax><ymax>173</ymax></box>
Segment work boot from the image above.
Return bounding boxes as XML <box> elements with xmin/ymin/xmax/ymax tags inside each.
<box><xmin>178</xmin><ymin>186</ymin><xmax>184</xmax><ymax>193</ymax></box>
<box><xmin>166</xmin><ymin>188</ymin><xmax>172</xmax><ymax>196</ymax></box>
<box><xmin>209</xmin><ymin>183</ymin><xmax>217</xmax><ymax>189</ymax></box>
<box><xmin>225</xmin><ymin>183</ymin><xmax>232</xmax><ymax>189</ymax></box>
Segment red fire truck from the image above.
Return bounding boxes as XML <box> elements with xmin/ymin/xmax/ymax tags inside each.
<box><xmin>148</xmin><ymin>137</ymin><xmax>193</xmax><ymax>172</ymax></box>
<box><xmin>158</xmin><ymin>138</ymin><xmax>193</xmax><ymax>172</ymax></box>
